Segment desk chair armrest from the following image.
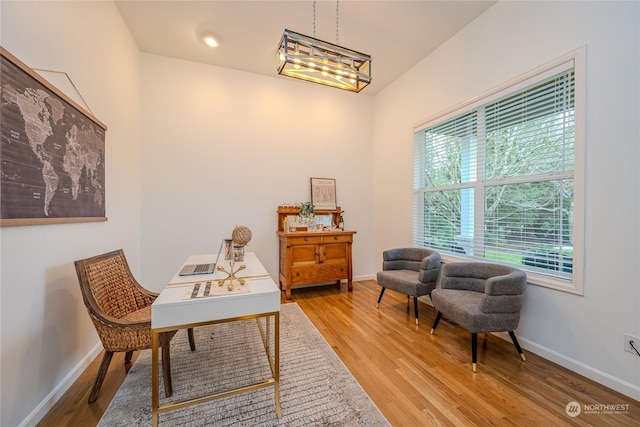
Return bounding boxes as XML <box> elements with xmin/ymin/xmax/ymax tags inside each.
<box><xmin>88</xmin><ymin>310</ymin><xmax>150</xmax><ymax>330</ymax></box>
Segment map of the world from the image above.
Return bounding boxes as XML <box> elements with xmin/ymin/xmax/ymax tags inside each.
<box><xmin>1</xmin><ymin>49</ymin><xmax>106</xmax><ymax>224</ymax></box>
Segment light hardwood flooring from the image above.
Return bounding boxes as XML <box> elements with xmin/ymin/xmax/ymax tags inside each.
<box><xmin>38</xmin><ymin>280</ymin><xmax>639</xmax><ymax>426</ymax></box>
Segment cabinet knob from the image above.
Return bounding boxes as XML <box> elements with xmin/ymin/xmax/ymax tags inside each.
<box><xmin>304</xmin><ymin>237</ymin><xmax>309</xmax><ymax>241</ymax></box>
<box><xmin>334</xmin><ymin>236</ymin><xmax>338</xmax><ymax>240</ymax></box>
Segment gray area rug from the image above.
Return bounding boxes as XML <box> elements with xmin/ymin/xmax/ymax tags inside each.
<box><xmin>99</xmin><ymin>302</ymin><xmax>390</xmax><ymax>426</ymax></box>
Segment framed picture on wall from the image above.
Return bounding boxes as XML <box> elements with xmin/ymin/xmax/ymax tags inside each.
<box><xmin>0</xmin><ymin>47</ymin><xmax>108</xmax><ymax>227</ymax></box>
<box><xmin>310</xmin><ymin>177</ymin><xmax>337</xmax><ymax>210</ymax></box>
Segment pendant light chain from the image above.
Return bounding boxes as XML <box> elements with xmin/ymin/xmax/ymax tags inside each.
<box><xmin>312</xmin><ymin>0</ymin><xmax>339</xmax><ymax>44</ymax></box>
<box><xmin>313</xmin><ymin>0</ymin><xmax>316</xmax><ymax>38</ymax></box>
<box><xmin>336</xmin><ymin>0</ymin><xmax>340</xmax><ymax>45</ymax></box>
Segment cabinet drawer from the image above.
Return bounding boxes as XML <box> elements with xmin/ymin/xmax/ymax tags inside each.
<box><xmin>287</xmin><ymin>235</ymin><xmax>322</xmax><ymax>245</ymax></box>
<box><xmin>290</xmin><ymin>263</ymin><xmax>348</xmax><ymax>285</ymax></box>
<box><xmin>321</xmin><ymin>234</ymin><xmax>352</xmax><ymax>244</ymax></box>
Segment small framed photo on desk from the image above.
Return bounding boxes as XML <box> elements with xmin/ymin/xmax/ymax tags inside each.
<box><xmin>310</xmin><ymin>177</ymin><xmax>337</xmax><ymax>210</ymax></box>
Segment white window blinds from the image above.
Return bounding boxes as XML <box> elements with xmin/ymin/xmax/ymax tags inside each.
<box><xmin>414</xmin><ymin>60</ymin><xmax>578</xmax><ymax>287</ymax></box>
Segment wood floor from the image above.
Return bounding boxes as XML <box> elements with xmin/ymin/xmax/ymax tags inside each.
<box><xmin>38</xmin><ymin>280</ymin><xmax>639</xmax><ymax>426</ymax></box>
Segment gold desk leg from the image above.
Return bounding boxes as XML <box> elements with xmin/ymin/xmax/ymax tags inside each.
<box><xmin>257</xmin><ymin>313</ymin><xmax>281</xmax><ymax>418</ymax></box>
<box><xmin>274</xmin><ymin>312</ymin><xmax>282</xmax><ymax>419</ymax></box>
<box><xmin>152</xmin><ymin>330</ymin><xmax>159</xmax><ymax>427</ymax></box>
<box><xmin>266</xmin><ymin>316</ymin><xmax>271</xmax><ymax>355</ymax></box>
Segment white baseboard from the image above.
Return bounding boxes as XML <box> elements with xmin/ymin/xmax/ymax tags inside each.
<box><xmin>353</xmin><ymin>274</ymin><xmax>376</xmax><ymax>282</ymax></box>
<box><xmin>492</xmin><ymin>332</ymin><xmax>640</xmax><ymax>402</ymax></box>
<box><xmin>21</xmin><ymin>343</ymin><xmax>103</xmax><ymax>427</ymax></box>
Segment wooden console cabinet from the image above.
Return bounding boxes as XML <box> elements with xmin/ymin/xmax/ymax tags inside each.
<box><xmin>277</xmin><ymin>206</ymin><xmax>356</xmax><ymax>299</ymax></box>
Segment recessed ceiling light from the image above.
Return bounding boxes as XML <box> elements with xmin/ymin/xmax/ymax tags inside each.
<box><xmin>197</xmin><ymin>30</ymin><xmax>219</xmax><ymax>48</ymax></box>
<box><xmin>202</xmin><ymin>33</ymin><xmax>218</xmax><ymax>48</ymax></box>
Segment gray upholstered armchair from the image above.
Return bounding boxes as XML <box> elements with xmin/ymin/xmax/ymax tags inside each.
<box><xmin>430</xmin><ymin>262</ymin><xmax>527</xmax><ymax>372</ymax></box>
<box><xmin>376</xmin><ymin>247</ymin><xmax>441</xmax><ymax>324</ymax></box>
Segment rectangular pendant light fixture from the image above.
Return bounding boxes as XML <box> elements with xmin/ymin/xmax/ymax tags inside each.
<box><xmin>277</xmin><ymin>29</ymin><xmax>372</xmax><ymax>93</ymax></box>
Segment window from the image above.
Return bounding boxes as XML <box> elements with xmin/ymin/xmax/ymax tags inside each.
<box><xmin>413</xmin><ymin>49</ymin><xmax>584</xmax><ymax>294</ymax></box>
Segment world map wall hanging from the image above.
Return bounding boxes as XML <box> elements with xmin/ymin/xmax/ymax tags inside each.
<box><xmin>0</xmin><ymin>47</ymin><xmax>107</xmax><ymax>227</ymax></box>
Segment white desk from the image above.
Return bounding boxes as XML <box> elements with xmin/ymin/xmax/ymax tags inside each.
<box><xmin>164</xmin><ymin>252</ymin><xmax>271</xmax><ymax>287</ymax></box>
<box><xmin>151</xmin><ymin>252</ymin><xmax>281</xmax><ymax>426</ymax></box>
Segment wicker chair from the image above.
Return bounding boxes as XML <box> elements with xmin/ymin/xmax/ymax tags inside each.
<box><xmin>75</xmin><ymin>249</ymin><xmax>195</xmax><ymax>403</ymax></box>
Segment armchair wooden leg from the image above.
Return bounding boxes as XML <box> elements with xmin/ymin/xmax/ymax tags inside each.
<box><xmin>472</xmin><ymin>333</ymin><xmax>478</xmax><ymax>372</ymax></box>
<box><xmin>124</xmin><ymin>350</ymin><xmax>133</xmax><ymax>364</ymax></box>
<box><xmin>508</xmin><ymin>331</ymin><xmax>526</xmax><ymax>361</ymax></box>
<box><xmin>413</xmin><ymin>296</ymin><xmax>419</xmax><ymax>325</ymax></box>
<box><xmin>88</xmin><ymin>350</ymin><xmax>113</xmax><ymax>403</ymax></box>
<box><xmin>376</xmin><ymin>288</ymin><xmax>386</xmax><ymax>308</ymax></box>
<box><xmin>430</xmin><ymin>311</ymin><xmax>443</xmax><ymax>334</ymax></box>
<box><xmin>188</xmin><ymin>328</ymin><xmax>196</xmax><ymax>351</ymax></box>
<box><xmin>160</xmin><ymin>332</ymin><xmax>173</xmax><ymax>397</ymax></box>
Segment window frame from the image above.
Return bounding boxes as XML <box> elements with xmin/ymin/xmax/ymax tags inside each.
<box><xmin>413</xmin><ymin>47</ymin><xmax>585</xmax><ymax>295</ymax></box>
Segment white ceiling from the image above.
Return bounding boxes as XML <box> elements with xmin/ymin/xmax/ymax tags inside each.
<box><xmin>115</xmin><ymin>1</ymin><xmax>496</xmax><ymax>95</ymax></box>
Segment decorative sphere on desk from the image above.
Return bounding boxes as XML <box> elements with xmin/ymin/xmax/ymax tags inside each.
<box><xmin>232</xmin><ymin>225</ymin><xmax>252</xmax><ymax>247</ymax></box>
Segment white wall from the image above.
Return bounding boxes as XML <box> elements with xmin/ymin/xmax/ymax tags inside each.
<box><xmin>2</xmin><ymin>1</ymin><xmax>637</xmax><ymax>425</ymax></box>
<box><xmin>0</xmin><ymin>1</ymin><xmax>142</xmax><ymax>425</ymax></box>
<box><xmin>374</xmin><ymin>1</ymin><xmax>640</xmax><ymax>399</ymax></box>
<box><xmin>139</xmin><ymin>54</ymin><xmax>375</xmax><ymax>291</ymax></box>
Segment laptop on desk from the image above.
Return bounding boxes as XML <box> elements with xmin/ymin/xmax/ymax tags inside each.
<box><xmin>178</xmin><ymin>240</ymin><xmax>224</xmax><ymax>276</ymax></box>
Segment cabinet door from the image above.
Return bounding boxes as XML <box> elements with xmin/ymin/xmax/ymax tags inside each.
<box><xmin>291</xmin><ymin>244</ymin><xmax>318</xmax><ymax>266</ymax></box>
<box><xmin>322</xmin><ymin>242</ymin><xmax>348</xmax><ymax>264</ymax></box>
